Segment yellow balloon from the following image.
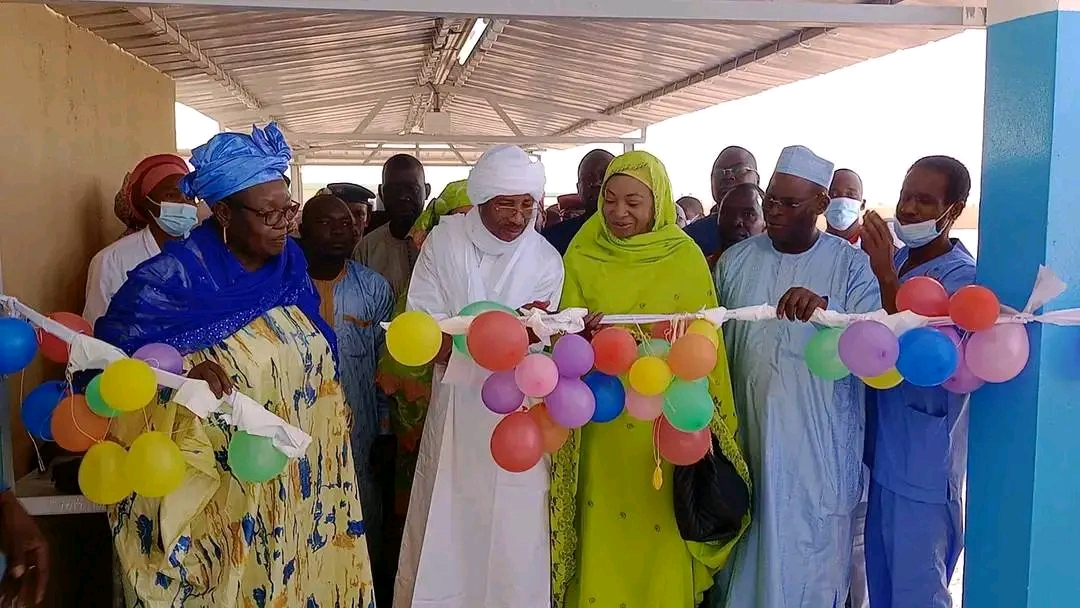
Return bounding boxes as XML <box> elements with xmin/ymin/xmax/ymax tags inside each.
<box><xmin>79</xmin><ymin>441</ymin><xmax>133</xmax><ymax>505</ymax></box>
<box><xmin>386</xmin><ymin>311</ymin><xmax>443</xmax><ymax>367</ymax></box>
<box><xmin>686</xmin><ymin>319</ymin><xmax>720</xmax><ymax>348</ymax></box>
<box><xmin>125</xmin><ymin>431</ymin><xmax>186</xmax><ymax>498</ymax></box>
<box><xmin>628</xmin><ymin>356</ymin><xmax>673</xmax><ymax>396</ymax></box>
<box><xmin>99</xmin><ymin>358</ymin><xmax>158</xmax><ymax>412</ymax></box>
<box><xmin>863</xmin><ymin>368</ymin><xmax>903</xmax><ymax>390</ymax></box>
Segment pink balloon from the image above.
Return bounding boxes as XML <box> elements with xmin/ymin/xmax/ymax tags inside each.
<box><xmin>938</xmin><ymin>329</ymin><xmax>984</xmax><ymax>394</ymax></box>
<box><xmin>514</xmin><ymin>354</ymin><xmax>559</xmax><ymax>398</ymax></box>
<box><xmin>965</xmin><ymin>324</ymin><xmax>1030</xmax><ymax>383</ymax></box>
<box><xmin>625</xmin><ymin>390</ymin><xmax>663</xmax><ymax>421</ymax></box>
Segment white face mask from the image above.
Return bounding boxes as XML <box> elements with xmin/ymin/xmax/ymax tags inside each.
<box><xmin>894</xmin><ymin>206</ymin><xmax>954</xmax><ymax>248</ymax></box>
<box><xmin>824</xmin><ymin>197</ymin><xmax>862</xmax><ymax>230</ymax></box>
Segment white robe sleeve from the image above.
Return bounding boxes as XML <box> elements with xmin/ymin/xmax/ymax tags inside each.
<box><xmin>83</xmin><ymin>250</ymin><xmax>114</xmax><ymax>325</ymax></box>
<box><xmin>406</xmin><ymin>233</ymin><xmax>453</xmax><ymax>320</ymax></box>
<box><xmin>532</xmin><ymin>251</ymin><xmax>565</xmax><ymax>310</ymax></box>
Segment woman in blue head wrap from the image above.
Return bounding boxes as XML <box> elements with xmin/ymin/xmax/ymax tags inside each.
<box><xmin>97</xmin><ymin>124</ymin><xmax>376</xmax><ymax>607</ymax></box>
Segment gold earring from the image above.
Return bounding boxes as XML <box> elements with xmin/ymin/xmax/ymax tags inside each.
<box><xmin>221</xmin><ymin>223</ymin><xmax>228</xmax><ymax>245</ymax></box>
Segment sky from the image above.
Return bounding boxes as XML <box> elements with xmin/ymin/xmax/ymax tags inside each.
<box><xmin>176</xmin><ymin>29</ymin><xmax>987</xmax><ymax>210</ymax></box>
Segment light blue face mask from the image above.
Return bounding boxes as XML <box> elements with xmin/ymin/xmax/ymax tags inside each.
<box><xmin>150</xmin><ymin>200</ymin><xmax>199</xmax><ymax>238</ymax></box>
<box><xmin>824</xmin><ymin>197</ymin><xmax>862</xmax><ymax>231</ymax></box>
<box><xmin>894</xmin><ymin>206</ymin><xmax>953</xmax><ymax>248</ymax></box>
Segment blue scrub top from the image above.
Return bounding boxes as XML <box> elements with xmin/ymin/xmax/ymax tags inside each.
<box><xmin>685</xmin><ymin>212</ymin><xmax>720</xmax><ymax>257</ymax></box>
<box><xmin>865</xmin><ymin>240</ymin><xmax>976</xmax><ymax>505</ymax></box>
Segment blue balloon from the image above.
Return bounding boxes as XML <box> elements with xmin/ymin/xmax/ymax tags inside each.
<box><xmin>896</xmin><ymin>328</ymin><xmax>959</xmax><ymax>387</ymax></box>
<box><xmin>583</xmin><ymin>371</ymin><xmax>625</xmax><ymax>423</ymax></box>
<box><xmin>0</xmin><ymin>318</ymin><xmax>38</xmax><ymax>374</ymax></box>
<box><xmin>21</xmin><ymin>380</ymin><xmax>67</xmax><ymax>441</ymax></box>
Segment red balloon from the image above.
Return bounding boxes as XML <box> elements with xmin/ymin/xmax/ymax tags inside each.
<box><xmin>591</xmin><ymin>327</ymin><xmax>638</xmax><ymax>376</ymax></box>
<box><xmin>949</xmin><ymin>285</ymin><xmax>1000</xmax><ymax>332</ymax></box>
<box><xmin>896</xmin><ymin>276</ymin><xmax>950</xmax><ymax>317</ymax></box>
<box><xmin>655</xmin><ymin>417</ymin><xmax>711</xmax><ymax>466</ymax></box>
<box><xmin>651</xmin><ymin>321</ymin><xmax>673</xmax><ymax>341</ymax></box>
<box><xmin>37</xmin><ymin>312</ymin><xmax>93</xmax><ymax>364</ymax></box>
<box><xmin>466</xmin><ymin>311</ymin><xmax>528</xmax><ymax>372</ymax></box>
<box><xmin>490</xmin><ymin>411</ymin><xmax>543</xmax><ymax>472</ymax></box>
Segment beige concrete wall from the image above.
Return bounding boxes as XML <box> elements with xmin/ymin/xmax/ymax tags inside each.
<box><xmin>0</xmin><ymin>5</ymin><xmax>176</xmax><ymax>477</ymax></box>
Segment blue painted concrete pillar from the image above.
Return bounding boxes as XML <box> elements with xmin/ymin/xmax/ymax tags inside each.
<box><xmin>968</xmin><ymin>1</ymin><xmax>1080</xmax><ymax>605</ymax></box>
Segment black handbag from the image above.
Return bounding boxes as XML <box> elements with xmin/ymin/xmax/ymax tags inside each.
<box><xmin>672</xmin><ymin>436</ymin><xmax>751</xmax><ymax>543</ymax></box>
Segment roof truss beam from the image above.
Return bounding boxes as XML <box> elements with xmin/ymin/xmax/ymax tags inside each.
<box><xmin>53</xmin><ymin>1</ymin><xmax>987</xmax><ymax>28</ymax></box>
<box><xmin>125</xmin><ymin>7</ymin><xmax>267</xmax><ymax>115</ymax></box>
<box><xmin>295</xmin><ymin>133</ymin><xmax>646</xmax><ymax>146</ymax></box>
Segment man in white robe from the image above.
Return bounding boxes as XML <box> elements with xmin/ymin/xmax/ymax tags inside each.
<box><xmin>396</xmin><ymin>144</ymin><xmax>565</xmax><ymax>608</ymax></box>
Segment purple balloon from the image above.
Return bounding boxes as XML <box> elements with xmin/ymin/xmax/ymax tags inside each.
<box><xmin>482</xmin><ymin>371</ymin><xmax>525</xmax><ymax>414</ymax></box>
<box><xmin>544</xmin><ymin>378</ymin><xmax>596</xmax><ymax>429</ymax></box>
<box><xmin>133</xmin><ymin>342</ymin><xmax>184</xmax><ymax>375</ymax></box>
<box><xmin>837</xmin><ymin>321</ymin><xmax>899</xmax><ymax>378</ymax></box>
<box><xmin>552</xmin><ymin>334</ymin><xmax>595</xmax><ymax>378</ymax></box>
<box><xmin>937</xmin><ymin>326</ymin><xmax>984</xmax><ymax>394</ymax></box>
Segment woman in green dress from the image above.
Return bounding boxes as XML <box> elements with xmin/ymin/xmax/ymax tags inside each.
<box><xmin>551</xmin><ymin>151</ymin><xmax>751</xmax><ymax>607</ymax></box>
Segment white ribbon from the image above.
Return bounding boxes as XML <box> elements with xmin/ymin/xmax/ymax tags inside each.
<box><xmin>382</xmin><ymin>266</ymin><xmax>1076</xmax><ymax>338</ymax></box>
<box><xmin>0</xmin><ymin>296</ymin><xmax>312</xmax><ymax>458</ymax></box>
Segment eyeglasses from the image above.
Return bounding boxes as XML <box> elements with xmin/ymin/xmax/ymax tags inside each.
<box><xmin>716</xmin><ymin>165</ymin><xmax>759</xmax><ymax>183</ymax></box>
<box><xmin>762</xmin><ymin>194</ymin><xmax>819</xmax><ymax>210</ymax></box>
<box><xmin>491</xmin><ymin>201</ymin><xmax>536</xmax><ymax>219</ymax></box>
<box><xmin>242</xmin><ymin>202</ymin><xmax>301</xmax><ymax>227</ymax></box>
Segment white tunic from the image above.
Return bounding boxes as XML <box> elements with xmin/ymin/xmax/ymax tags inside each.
<box><xmin>82</xmin><ymin>228</ymin><xmax>160</xmax><ymax>326</ymax></box>
<box><xmin>396</xmin><ymin>209</ymin><xmax>564</xmax><ymax>608</ymax></box>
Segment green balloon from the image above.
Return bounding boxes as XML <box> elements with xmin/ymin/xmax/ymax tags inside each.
<box><xmin>228</xmin><ymin>431</ymin><xmax>288</xmax><ymax>483</ymax></box>
<box><xmin>662</xmin><ymin>378</ymin><xmax>713</xmax><ymax>432</ymax></box>
<box><xmin>804</xmin><ymin>328</ymin><xmax>850</xmax><ymax>381</ymax></box>
<box><xmin>638</xmin><ymin>339</ymin><xmax>671</xmax><ymax>358</ymax></box>
<box><xmin>453</xmin><ymin>300</ymin><xmax>517</xmax><ymax>357</ymax></box>
<box><xmin>85</xmin><ymin>376</ymin><xmax>120</xmax><ymax>418</ymax></box>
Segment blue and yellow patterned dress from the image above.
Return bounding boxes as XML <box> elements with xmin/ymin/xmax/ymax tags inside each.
<box><xmin>109</xmin><ymin>306</ymin><xmax>376</xmax><ymax>607</ymax></box>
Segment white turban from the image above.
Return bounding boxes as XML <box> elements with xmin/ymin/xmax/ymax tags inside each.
<box><xmin>467</xmin><ymin>144</ymin><xmax>546</xmax><ymax>206</ymax></box>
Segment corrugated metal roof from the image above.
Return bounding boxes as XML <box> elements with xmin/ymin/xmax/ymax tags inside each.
<box><xmin>49</xmin><ymin>1</ymin><xmax>979</xmax><ymax>165</ymax></box>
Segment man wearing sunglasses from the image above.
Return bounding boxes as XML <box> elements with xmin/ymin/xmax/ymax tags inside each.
<box><xmin>686</xmin><ymin>146</ymin><xmax>760</xmax><ymax>257</ymax></box>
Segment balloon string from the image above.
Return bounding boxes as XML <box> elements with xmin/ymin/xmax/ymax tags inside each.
<box><xmin>17</xmin><ymin>371</ymin><xmax>47</xmax><ymax>473</ymax></box>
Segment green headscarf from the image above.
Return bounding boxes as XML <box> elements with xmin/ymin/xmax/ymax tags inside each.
<box><xmin>407</xmin><ymin>179</ymin><xmax>472</xmax><ymax>249</ymax></box>
<box><xmin>550</xmin><ymin>150</ymin><xmax>751</xmax><ymax>606</ymax></box>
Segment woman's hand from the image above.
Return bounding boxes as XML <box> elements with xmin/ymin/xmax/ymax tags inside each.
<box><xmin>0</xmin><ymin>491</ymin><xmax>48</xmax><ymax>607</ymax></box>
<box><xmin>581</xmin><ymin>312</ymin><xmax>604</xmax><ymax>340</ymax></box>
<box><xmin>188</xmin><ymin>360</ymin><xmax>233</xmax><ymax>398</ymax></box>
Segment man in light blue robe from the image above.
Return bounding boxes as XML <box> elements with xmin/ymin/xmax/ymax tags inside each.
<box><xmin>716</xmin><ymin>145</ymin><xmax>881</xmax><ymax>607</ymax></box>
<box><xmin>859</xmin><ymin>156</ymin><xmax>975</xmax><ymax>607</ymax></box>
<box><xmin>300</xmin><ymin>194</ymin><xmax>396</xmax><ymax>603</ymax></box>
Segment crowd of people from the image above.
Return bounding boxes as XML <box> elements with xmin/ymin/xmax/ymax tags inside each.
<box><xmin>0</xmin><ymin>121</ymin><xmax>974</xmax><ymax>608</ymax></box>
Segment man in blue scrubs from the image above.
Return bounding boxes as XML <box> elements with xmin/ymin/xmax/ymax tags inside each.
<box><xmin>686</xmin><ymin>146</ymin><xmax>759</xmax><ymax>256</ymax></box>
<box><xmin>860</xmin><ymin>155</ymin><xmax>976</xmax><ymax>608</ymax></box>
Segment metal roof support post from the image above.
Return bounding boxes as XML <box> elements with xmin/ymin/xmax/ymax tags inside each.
<box><xmin>966</xmin><ymin>1</ymin><xmax>1080</xmax><ymax>606</ymax></box>
<box><xmin>290</xmin><ymin>160</ymin><xmax>304</xmax><ymax>202</ymax></box>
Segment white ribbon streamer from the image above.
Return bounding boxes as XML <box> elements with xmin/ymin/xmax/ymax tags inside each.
<box><xmin>0</xmin><ymin>296</ymin><xmax>312</xmax><ymax>458</ymax></box>
<box><xmin>382</xmin><ymin>266</ymin><xmax>1077</xmax><ymax>338</ymax></box>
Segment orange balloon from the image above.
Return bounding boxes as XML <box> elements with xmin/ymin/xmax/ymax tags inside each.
<box><xmin>490</xmin><ymin>411</ymin><xmax>543</xmax><ymax>473</ymax></box>
<box><xmin>949</xmin><ymin>285</ymin><xmax>1000</xmax><ymax>332</ymax></box>
<box><xmin>51</xmin><ymin>393</ymin><xmax>109</xmax><ymax>453</ymax></box>
<box><xmin>37</xmin><ymin>312</ymin><xmax>93</xmax><ymax>364</ymax></box>
<box><xmin>896</xmin><ymin>276</ymin><xmax>950</xmax><ymax>317</ymax></box>
<box><xmin>655</xmin><ymin>416</ymin><xmax>712</xmax><ymax>466</ymax></box>
<box><xmin>466</xmin><ymin>311</ymin><xmax>529</xmax><ymax>372</ymax></box>
<box><xmin>591</xmin><ymin>327</ymin><xmax>638</xmax><ymax>376</ymax></box>
<box><xmin>528</xmin><ymin>403</ymin><xmax>569</xmax><ymax>454</ymax></box>
<box><xmin>667</xmin><ymin>334</ymin><xmax>718</xmax><ymax>381</ymax></box>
